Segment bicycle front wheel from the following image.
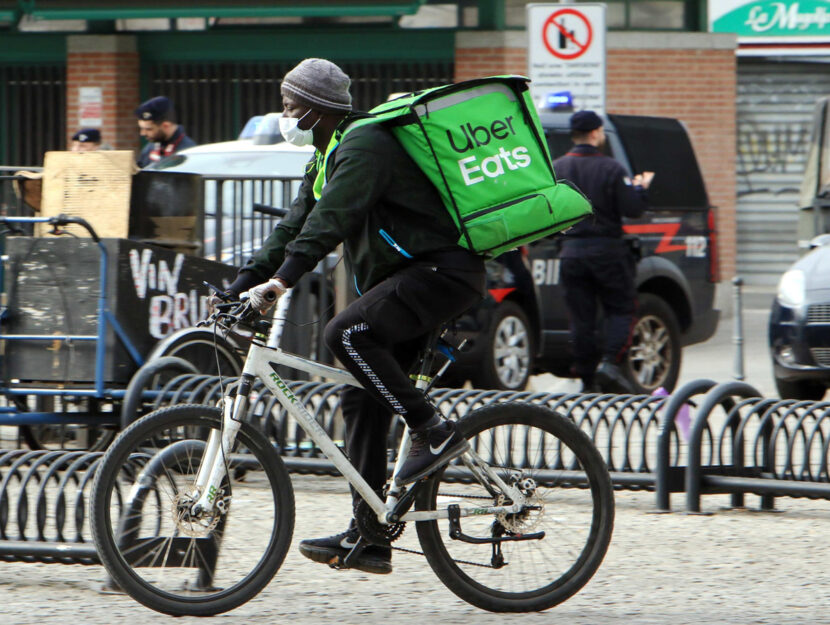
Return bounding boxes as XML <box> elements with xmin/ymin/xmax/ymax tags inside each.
<box><xmin>90</xmin><ymin>404</ymin><xmax>295</xmax><ymax>616</ymax></box>
<box><xmin>415</xmin><ymin>402</ymin><xmax>614</xmax><ymax>612</ymax></box>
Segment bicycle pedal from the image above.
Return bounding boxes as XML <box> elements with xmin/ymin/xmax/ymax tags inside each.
<box><xmin>327</xmin><ymin>555</ymin><xmax>348</xmax><ymax>570</ymax></box>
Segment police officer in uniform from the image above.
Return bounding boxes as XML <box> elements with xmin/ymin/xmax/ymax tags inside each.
<box><xmin>553</xmin><ymin>110</ymin><xmax>654</xmax><ymax>394</ymax></box>
<box><xmin>134</xmin><ymin>96</ymin><xmax>196</xmax><ymax>167</ymax></box>
<box><xmin>70</xmin><ymin>128</ymin><xmax>106</xmax><ymax>152</ymax></box>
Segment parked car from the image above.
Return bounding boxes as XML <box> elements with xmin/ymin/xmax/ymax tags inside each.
<box><xmin>147</xmin><ymin>111</ymin><xmax>721</xmax><ymax>393</ymax></box>
<box><xmin>448</xmin><ymin>112</ymin><xmax>721</xmax><ymax>393</ymax></box>
<box><xmin>769</xmin><ymin>233</ymin><xmax>830</xmax><ymax>399</ymax></box>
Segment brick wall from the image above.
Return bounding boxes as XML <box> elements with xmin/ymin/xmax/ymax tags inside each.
<box><xmin>455</xmin><ymin>31</ymin><xmax>738</xmax><ymax>279</ymax></box>
<box><xmin>66</xmin><ymin>35</ymin><xmax>139</xmax><ymax>154</ymax></box>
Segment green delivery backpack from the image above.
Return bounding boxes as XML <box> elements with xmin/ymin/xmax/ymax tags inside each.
<box><xmin>348</xmin><ymin>75</ymin><xmax>592</xmax><ymax>257</ymax></box>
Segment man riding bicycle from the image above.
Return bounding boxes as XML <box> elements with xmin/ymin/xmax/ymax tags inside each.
<box><xmin>218</xmin><ymin>58</ymin><xmax>485</xmax><ymax>574</ymax></box>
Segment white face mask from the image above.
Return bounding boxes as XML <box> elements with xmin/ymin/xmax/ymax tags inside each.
<box><xmin>279</xmin><ymin>109</ymin><xmax>319</xmax><ymax>147</ymax></box>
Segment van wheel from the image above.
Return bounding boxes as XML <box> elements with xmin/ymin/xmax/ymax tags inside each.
<box><xmin>624</xmin><ymin>293</ymin><xmax>681</xmax><ymax>393</ymax></box>
<box><xmin>471</xmin><ymin>301</ymin><xmax>533</xmax><ymax>391</ymax></box>
<box><xmin>775</xmin><ymin>377</ymin><xmax>826</xmax><ymax>400</ymax></box>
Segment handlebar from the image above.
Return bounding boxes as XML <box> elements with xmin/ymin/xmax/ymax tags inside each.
<box><xmin>1</xmin><ymin>214</ymin><xmax>101</xmax><ymax>242</ymax></box>
<box><xmin>201</xmin><ymin>281</ymin><xmax>274</xmax><ymax>332</ymax></box>
<box><xmin>252</xmin><ymin>203</ymin><xmax>288</xmax><ymax>219</ymax></box>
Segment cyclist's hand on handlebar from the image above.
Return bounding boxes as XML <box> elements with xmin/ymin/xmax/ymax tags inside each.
<box><xmin>245</xmin><ymin>278</ymin><xmax>288</xmax><ymax>314</ymax></box>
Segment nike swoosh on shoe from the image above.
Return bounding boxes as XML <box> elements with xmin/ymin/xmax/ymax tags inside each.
<box><xmin>429</xmin><ymin>435</ymin><xmax>453</xmax><ymax>455</ymax></box>
<box><xmin>340</xmin><ymin>537</ymin><xmax>357</xmax><ymax>549</ymax></box>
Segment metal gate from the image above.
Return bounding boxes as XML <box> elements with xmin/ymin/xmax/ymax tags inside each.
<box><xmin>145</xmin><ymin>60</ymin><xmax>454</xmax><ymax>145</ymax></box>
<box><xmin>0</xmin><ymin>64</ymin><xmax>66</xmax><ymax>167</ymax></box>
<box><xmin>736</xmin><ymin>59</ymin><xmax>830</xmax><ymax>286</ymax></box>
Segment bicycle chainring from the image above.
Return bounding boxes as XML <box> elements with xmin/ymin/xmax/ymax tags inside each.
<box><xmin>354</xmin><ymin>498</ymin><xmax>405</xmax><ymax>545</ymax></box>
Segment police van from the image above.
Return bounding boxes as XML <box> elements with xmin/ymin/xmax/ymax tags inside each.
<box><xmin>447</xmin><ymin>112</ymin><xmax>721</xmax><ymax>393</ymax></box>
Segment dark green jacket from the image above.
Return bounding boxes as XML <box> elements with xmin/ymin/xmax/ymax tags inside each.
<box><xmin>236</xmin><ymin>117</ymin><xmax>481</xmax><ymax>294</ymax></box>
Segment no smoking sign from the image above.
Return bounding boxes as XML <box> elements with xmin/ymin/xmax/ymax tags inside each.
<box><xmin>527</xmin><ymin>3</ymin><xmax>606</xmax><ymax>112</ymax></box>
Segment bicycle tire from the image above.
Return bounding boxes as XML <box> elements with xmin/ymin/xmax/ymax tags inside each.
<box><xmin>415</xmin><ymin>402</ymin><xmax>614</xmax><ymax>612</ymax></box>
<box><xmin>90</xmin><ymin>404</ymin><xmax>295</xmax><ymax>616</ymax></box>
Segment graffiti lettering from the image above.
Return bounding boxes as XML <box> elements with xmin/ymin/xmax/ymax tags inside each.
<box><xmin>130</xmin><ymin>248</ymin><xmax>212</xmax><ymax>338</ymax></box>
<box><xmin>149</xmin><ymin>290</ymin><xmax>208</xmax><ymax>338</ymax></box>
<box><xmin>737</xmin><ymin>120</ymin><xmax>809</xmax><ymax>197</ymax></box>
<box><xmin>129</xmin><ymin>248</ymin><xmax>185</xmax><ymax>298</ymax></box>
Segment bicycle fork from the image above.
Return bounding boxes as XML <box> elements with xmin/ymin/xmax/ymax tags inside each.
<box><xmin>189</xmin><ymin>377</ymin><xmax>251</xmax><ymax>516</ymax></box>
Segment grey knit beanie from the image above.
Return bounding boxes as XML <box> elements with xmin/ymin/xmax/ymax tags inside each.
<box><xmin>281</xmin><ymin>58</ymin><xmax>352</xmax><ymax>114</ymax></box>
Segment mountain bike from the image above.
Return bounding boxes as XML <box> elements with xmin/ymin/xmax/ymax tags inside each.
<box><xmin>89</xmin><ymin>295</ymin><xmax>614</xmax><ymax>616</ymax></box>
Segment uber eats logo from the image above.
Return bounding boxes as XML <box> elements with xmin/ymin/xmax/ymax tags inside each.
<box><xmin>446</xmin><ymin>115</ymin><xmax>531</xmax><ymax>186</ymax></box>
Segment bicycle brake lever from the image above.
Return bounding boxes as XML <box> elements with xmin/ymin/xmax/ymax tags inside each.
<box><xmin>204</xmin><ymin>281</ymin><xmax>232</xmax><ymax>301</ymax></box>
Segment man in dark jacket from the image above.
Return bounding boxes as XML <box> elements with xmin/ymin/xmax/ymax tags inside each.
<box><xmin>221</xmin><ymin>58</ymin><xmax>485</xmax><ymax>575</ymax></box>
<box><xmin>553</xmin><ymin>110</ymin><xmax>653</xmax><ymax>394</ymax></box>
<box><xmin>135</xmin><ymin>96</ymin><xmax>196</xmax><ymax>167</ymax></box>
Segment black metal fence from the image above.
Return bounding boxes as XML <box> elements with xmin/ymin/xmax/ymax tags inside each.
<box><xmin>0</xmin><ymin>64</ymin><xmax>66</xmax><ymax>166</ymax></box>
<box><xmin>146</xmin><ymin>60</ymin><xmax>454</xmax><ymax>144</ymax></box>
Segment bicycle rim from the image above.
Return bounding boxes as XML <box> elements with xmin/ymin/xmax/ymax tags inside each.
<box><xmin>90</xmin><ymin>404</ymin><xmax>294</xmax><ymax>616</ymax></box>
<box><xmin>415</xmin><ymin>403</ymin><xmax>614</xmax><ymax>612</ymax></box>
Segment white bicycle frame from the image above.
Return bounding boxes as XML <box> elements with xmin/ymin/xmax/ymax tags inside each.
<box><xmin>189</xmin><ymin>317</ymin><xmax>528</xmax><ymax>526</ymax></box>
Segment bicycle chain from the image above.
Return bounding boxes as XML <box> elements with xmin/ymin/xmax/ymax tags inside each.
<box><xmin>391</xmin><ymin>544</ymin><xmax>499</xmax><ymax>569</ymax></box>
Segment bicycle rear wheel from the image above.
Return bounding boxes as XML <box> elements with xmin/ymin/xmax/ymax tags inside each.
<box><xmin>90</xmin><ymin>404</ymin><xmax>295</xmax><ymax>616</ymax></box>
<box><xmin>415</xmin><ymin>402</ymin><xmax>614</xmax><ymax>612</ymax></box>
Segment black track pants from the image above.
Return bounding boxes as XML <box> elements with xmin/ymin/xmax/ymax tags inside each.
<box><xmin>324</xmin><ymin>262</ymin><xmax>483</xmax><ymax>500</ymax></box>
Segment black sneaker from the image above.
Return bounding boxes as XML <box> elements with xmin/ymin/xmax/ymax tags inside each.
<box><xmin>595</xmin><ymin>359</ymin><xmax>637</xmax><ymax>394</ymax></box>
<box><xmin>298</xmin><ymin>525</ymin><xmax>392</xmax><ymax>575</ymax></box>
<box><xmin>395</xmin><ymin>420</ymin><xmax>469</xmax><ymax>486</ymax></box>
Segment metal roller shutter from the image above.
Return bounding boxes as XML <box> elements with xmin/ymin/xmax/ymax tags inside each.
<box><xmin>737</xmin><ymin>59</ymin><xmax>830</xmax><ymax>286</ymax></box>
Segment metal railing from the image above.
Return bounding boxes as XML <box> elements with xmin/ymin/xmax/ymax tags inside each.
<box><xmin>200</xmin><ymin>174</ymin><xmax>303</xmax><ymax>266</ymax></box>
<box><xmin>0</xmin><ymin>166</ymin><xmax>41</xmax><ymax>219</ymax></box>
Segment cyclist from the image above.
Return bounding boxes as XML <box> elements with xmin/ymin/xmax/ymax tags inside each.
<box><xmin>216</xmin><ymin>58</ymin><xmax>485</xmax><ymax>574</ymax></box>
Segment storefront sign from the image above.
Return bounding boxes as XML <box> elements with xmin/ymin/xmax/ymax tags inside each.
<box><xmin>710</xmin><ymin>0</ymin><xmax>830</xmax><ymax>38</ymax></box>
<box><xmin>527</xmin><ymin>3</ymin><xmax>606</xmax><ymax>112</ymax></box>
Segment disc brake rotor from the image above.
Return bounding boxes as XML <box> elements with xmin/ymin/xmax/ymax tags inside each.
<box><xmin>495</xmin><ymin>478</ymin><xmax>544</xmax><ymax>533</ymax></box>
<box><xmin>172</xmin><ymin>492</ymin><xmax>224</xmax><ymax>537</ymax></box>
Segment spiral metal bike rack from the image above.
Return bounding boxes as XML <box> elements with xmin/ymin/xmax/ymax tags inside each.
<box><xmin>10</xmin><ymin>375</ymin><xmax>830</xmax><ymax>565</ymax></box>
<box><xmin>134</xmin><ymin>375</ymin><xmax>694</xmax><ymax>488</ymax></box>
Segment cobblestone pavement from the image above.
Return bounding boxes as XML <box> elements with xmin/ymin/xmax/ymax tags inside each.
<box><xmin>3</xmin><ymin>474</ymin><xmax>830</xmax><ymax>625</ymax></box>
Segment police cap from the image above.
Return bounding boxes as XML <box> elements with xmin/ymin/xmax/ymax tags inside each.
<box><xmin>570</xmin><ymin>110</ymin><xmax>603</xmax><ymax>132</ymax></box>
<box><xmin>135</xmin><ymin>96</ymin><xmax>174</xmax><ymax>122</ymax></box>
<box><xmin>72</xmin><ymin>128</ymin><xmax>101</xmax><ymax>143</ymax></box>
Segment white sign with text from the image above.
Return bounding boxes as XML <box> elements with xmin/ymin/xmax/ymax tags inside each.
<box><xmin>527</xmin><ymin>3</ymin><xmax>606</xmax><ymax>112</ymax></box>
